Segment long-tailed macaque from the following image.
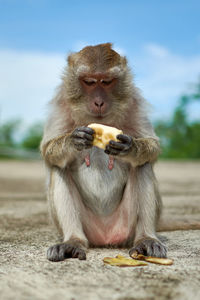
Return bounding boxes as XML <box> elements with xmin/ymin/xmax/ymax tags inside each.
<box><xmin>41</xmin><ymin>43</ymin><xmax>200</xmax><ymax>262</ymax></box>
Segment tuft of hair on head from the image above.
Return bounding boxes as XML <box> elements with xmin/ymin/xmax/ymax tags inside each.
<box><xmin>67</xmin><ymin>43</ymin><xmax>127</xmax><ymax>73</ymax></box>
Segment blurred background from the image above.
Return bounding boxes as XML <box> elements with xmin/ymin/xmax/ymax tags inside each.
<box><xmin>0</xmin><ymin>0</ymin><xmax>200</xmax><ymax>159</ymax></box>
<box><xmin>0</xmin><ymin>3</ymin><xmax>200</xmax><ymax>298</ymax></box>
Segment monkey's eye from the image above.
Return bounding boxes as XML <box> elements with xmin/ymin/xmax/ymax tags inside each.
<box><xmin>100</xmin><ymin>79</ymin><xmax>113</xmax><ymax>86</ymax></box>
<box><xmin>82</xmin><ymin>79</ymin><xmax>96</xmax><ymax>86</ymax></box>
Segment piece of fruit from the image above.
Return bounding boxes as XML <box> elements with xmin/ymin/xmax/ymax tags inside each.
<box><xmin>103</xmin><ymin>255</ymin><xmax>147</xmax><ymax>267</ymax></box>
<box><xmin>130</xmin><ymin>252</ymin><xmax>173</xmax><ymax>265</ymax></box>
<box><xmin>88</xmin><ymin>123</ymin><xmax>123</xmax><ymax>150</ymax></box>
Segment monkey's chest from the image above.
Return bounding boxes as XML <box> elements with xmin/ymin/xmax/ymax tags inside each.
<box><xmin>71</xmin><ymin>148</ymin><xmax>129</xmax><ymax>216</ymax></box>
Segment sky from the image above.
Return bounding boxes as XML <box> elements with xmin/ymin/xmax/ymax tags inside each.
<box><xmin>0</xmin><ymin>0</ymin><xmax>200</xmax><ymax>126</ymax></box>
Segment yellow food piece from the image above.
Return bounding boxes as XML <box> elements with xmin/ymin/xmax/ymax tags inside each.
<box><xmin>115</xmin><ymin>255</ymin><xmax>125</xmax><ymax>259</ymax></box>
<box><xmin>88</xmin><ymin>123</ymin><xmax>123</xmax><ymax>150</ymax></box>
<box><xmin>145</xmin><ymin>257</ymin><xmax>173</xmax><ymax>265</ymax></box>
<box><xmin>130</xmin><ymin>252</ymin><xmax>173</xmax><ymax>265</ymax></box>
<box><xmin>103</xmin><ymin>255</ymin><xmax>147</xmax><ymax>267</ymax></box>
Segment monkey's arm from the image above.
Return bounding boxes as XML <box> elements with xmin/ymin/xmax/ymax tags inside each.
<box><xmin>105</xmin><ymin>135</ymin><xmax>160</xmax><ymax>167</ymax></box>
<box><xmin>41</xmin><ymin>127</ymin><xmax>94</xmax><ymax>168</ymax></box>
<box><xmin>41</xmin><ymin>134</ymin><xmax>74</xmax><ymax>168</ymax></box>
<box><xmin>129</xmin><ymin>137</ymin><xmax>160</xmax><ymax>166</ymax></box>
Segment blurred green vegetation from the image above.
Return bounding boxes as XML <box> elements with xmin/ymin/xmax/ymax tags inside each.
<box><xmin>155</xmin><ymin>80</ymin><xmax>200</xmax><ymax>158</ymax></box>
<box><xmin>0</xmin><ymin>79</ymin><xmax>199</xmax><ymax>159</ymax></box>
<box><xmin>21</xmin><ymin>122</ymin><xmax>43</xmax><ymax>150</ymax></box>
<box><xmin>0</xmin><ymin>121</ymin><xmax>43</xmax><ymax>150</ymax></box>
<box><xmin>0</xmin><ymin>121</ymin><xmax>43</xmax><ymax>159</ymax></box>
<box><xmin>0</xmin><ymin>119</ymin><xmax>22</xmax><ymax>147</ymax></box>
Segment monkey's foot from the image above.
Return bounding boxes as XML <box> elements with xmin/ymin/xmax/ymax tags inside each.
<box><xmin>129</xmin><ymin>238</ymin><xmax>167</xmax><ymax>258</ymax></box>
<box><xmin>47</xmin><ymin>242</ymin><xmax>86</xmax><ymax>262</ymax></box>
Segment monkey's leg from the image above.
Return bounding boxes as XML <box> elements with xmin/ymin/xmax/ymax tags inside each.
<box><xmin>47</xmin><ymin>167</ymin><xmax>88</xmax><ymax>262</ymax></box>
<box><xmin>129</xmin><ymin>163</ymin><xmax>167</xmax><ymax>258</ymax></box>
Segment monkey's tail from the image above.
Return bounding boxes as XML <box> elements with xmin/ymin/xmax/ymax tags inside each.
<box><xmin>157</xmin><ymin>216</ymin><xmax>200</xmax><ymax>232</ymax></box>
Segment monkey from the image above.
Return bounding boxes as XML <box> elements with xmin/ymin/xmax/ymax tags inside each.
<box><xmin>40</xmin><ymin>43</ymin><xmax>200</xmax><ymax>262</ymax></box>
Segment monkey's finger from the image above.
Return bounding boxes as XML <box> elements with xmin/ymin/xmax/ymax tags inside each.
<box><xmin>150</xmin><ymin>243</ymin><xmax>167</xmax><ymax>258</ymax></box>
<box><xmin>109</xmin><ymin>141</ymin><xmax>132</xmax><ymax>155</ymax></box>
<box><xmin>61</xmin><ymin>245</ymin><xmax>74</xmax><ymax>259</ymax></box>
<box><xmin>117</xmin><ymin>134</ymin><xmax>133</xmax><ymax>145</ymax></box>
<box><xmin>105</xmin><ymin>145</ymin><xmax>120</xmax><ymax>156</ymax></box>
<box><xmin>73</xmin><ymin>137</ymin><xmax>93</xmax><ymax>145</ymax></box>
<box><xmin>72</xmin><ymin>247</ymin><xmax>80</xmax><ymax>258</ymax></box>
<box><xmin>72</xmin><ymin>131</ymin><xmax>94</xmax><ymax>141</ymax></box>
<box><xmin>78</xmin><ymin>250</ymin><xmax>87</xmax><ymax>260</ymax></box>
<box><xmin>109</xmin><ymin>140</ymin><xmax>126</xmax><ymax>150</ymax></box>
<box><xmin>77</xmin><ymin>126</ymin><xmax>95</xmax><ymax>135</ymax></box>
<box><xmin>105</xmin><ymin>149</ymin><xmax>120</xmax><ymax>156</ymax></box>
<box><xmin>47</xmin><ymin>245</ymin><xmax>61</xmax><ymax>262</ymax></box>
<box><xmin>72</xmin><ymin>247</ymin><xmax>86</xmax><ymax>260</ymax></box>
<box><xmin>47</xmin><ymin>243</ymin><xmax>74</xmax><ymax>261</ymax></box>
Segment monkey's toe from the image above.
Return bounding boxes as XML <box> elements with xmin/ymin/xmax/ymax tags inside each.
<box><xmin>47</xmin><ymin>242</ymin><xmax>86</xmax><ymax>262</ymax></box>
<box><xmin>129</xmin><ymin>238</ymin><xmax>167</xmax><ymax>258</ymax></box>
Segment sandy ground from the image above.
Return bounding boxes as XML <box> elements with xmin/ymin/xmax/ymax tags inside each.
<box><xmin>0</xmin><ymin>160</ymin><xmax>200</xmax><ymax>300</ymax></box>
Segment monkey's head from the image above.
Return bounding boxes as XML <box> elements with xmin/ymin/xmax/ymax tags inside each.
<box><xmin>64</xmin><ymin>43</ymin><xmax>133</xmax><ymax>125</ymax></box>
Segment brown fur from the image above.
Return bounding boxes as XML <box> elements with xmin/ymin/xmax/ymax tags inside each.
<box><xmin>68</xmin><ymin>43</ymin><xmax>126</xmax><ymax>71</ymax></box>
<box><xmin>41</xmin><ymin>44</ymin><xmax>200</xmax><ymax>262</ymax></box>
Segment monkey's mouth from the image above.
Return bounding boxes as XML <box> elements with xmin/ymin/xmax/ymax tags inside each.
<box><xmin>90</xmin><ymin>112</ymin><xmax>106</xmax><ymax>119</ymax></box>
<box><xmin>96</xmin><ymin>114</ymin><xmax>104</xmax><ymax>119</ymax></box>
<box><xmin>88</xmin><ymin>109</ymin><xmax>111</xmax><ymax>120</ymax></box>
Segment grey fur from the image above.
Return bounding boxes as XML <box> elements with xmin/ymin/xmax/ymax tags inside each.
<box><xmin>71</xmin><ymin>147</ymin><xmax>129</xmax><ymax>216</ymax></box>
<box><xmin>40</xmin><ymin>44</ymin><xmax>165</xmax><ymax>261</ymax></box>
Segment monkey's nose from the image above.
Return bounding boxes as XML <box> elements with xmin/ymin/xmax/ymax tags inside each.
<box><xmin>94</xmin><ymin>100</ymin><xmax>104</xmax><ymax>108</ymax></box>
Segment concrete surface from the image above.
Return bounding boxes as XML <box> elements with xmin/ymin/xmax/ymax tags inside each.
<box><xmin>0</xmin><ymin>160</ymin><xmax>200</xmax><ymax>300</ymax></box>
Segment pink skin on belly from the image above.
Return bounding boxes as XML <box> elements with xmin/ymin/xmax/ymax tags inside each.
<box><xmin>85</xmin><ymin>224</ymin><xmax>129</xmax><ymax>246</ymax></box>
<box><xmin>75</xmin><ymin>165</ymin><xmax>136</xmax><ymax>246</ymax></box>
<box><xmin>82</xmin><ymin>200</ymin><xmax>134</xmax><ymax>246</ymax></box>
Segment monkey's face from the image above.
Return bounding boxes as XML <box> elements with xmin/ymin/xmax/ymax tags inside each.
<box><xmin>65</xmin><ymin>43</ymin><xmax>133</xmax><ymax>124</ymax></box>
<box><xmin>79</xmin><ymin>74</ymin><xmax>117</xmax><ymax>119</ymax></box>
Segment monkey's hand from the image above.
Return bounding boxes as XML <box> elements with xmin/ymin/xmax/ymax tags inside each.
<box><xmin>104</xmin><ymin>134</ymin><xmax>133</xmax><ymax>156</ymax></box>
<box><xmin>71</xmin><ymin>126</ymin><xmax>95</xmax><ymax>151</ymax></box>
<box><xmin>105</xmin><ymin>136</ymin><xmax>160</xmax><ymax>166</ymax></box>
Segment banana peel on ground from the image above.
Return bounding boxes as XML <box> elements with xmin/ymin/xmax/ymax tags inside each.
<box><xmin>103</xmin><ymin>254</ymin><xmax>173</xmax><ymax>267</ymax></box>
<box><xmin>103</xmin><ymin>255</ymin><xmax>147</xmax><ymax>267</ymax></box>
<box><xmin>130</xmin><ymin>252</ymin><xmax>173</xmax><ymax>265</ymax></box>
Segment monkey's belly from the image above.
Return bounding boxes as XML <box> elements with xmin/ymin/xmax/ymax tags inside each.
<box><xmin>83</xmin><ymin>214</ymin><xmax>132</xmax><ymax>246</ymax></box>
<box><xmin>71</xmin><ymin>148</ymin><xmax>130</xmax><ymax>216</ymax></box>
